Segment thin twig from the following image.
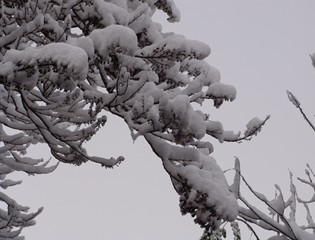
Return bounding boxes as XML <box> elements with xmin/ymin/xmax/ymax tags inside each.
<box><xmin>236</xmin><ymin>217</ymin><xmax>260</xmax><ymax>240</ymax></box>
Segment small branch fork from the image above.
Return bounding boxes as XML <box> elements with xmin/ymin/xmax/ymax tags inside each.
<box><xmin>229</xmin><ymin>158</ymin><xmax>315</xmax><ymax>240</ymax></box>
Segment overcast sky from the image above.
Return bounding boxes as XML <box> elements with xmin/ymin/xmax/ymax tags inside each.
<box><xmin>7</xmin><ymin>1</ymin><xmax>315</xmax><ymax>240</ymax></box>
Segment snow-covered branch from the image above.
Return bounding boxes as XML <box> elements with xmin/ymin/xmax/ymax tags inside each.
<box><xmin>0</xmin><ymin>0</ymin><xmax>270</xmax><ymax>237</ymax></box>
<box><xmin>287</xmin><ymin>90</ymin><xmax>315</xmax><ymax>133</ymax></box>
<box><xmin>236</xmin><ymin>162</ymin><xmax>315</xmax><ymax>240</ymax></box>
<box><xmin>145</xmin><ymin>133</ymin><xmax>238</xmax><ymax>230</ymax></box>
<box><xmin>0</xmin><ymin>124</ymin><xmax>57</xmax><ymax>239</ymax></box>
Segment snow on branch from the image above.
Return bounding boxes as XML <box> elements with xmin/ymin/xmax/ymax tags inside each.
<box><xmin>206</xmin><ymin>82</ymin><xmax>236</xmax><ymax>108</ymax></box>
<box><xmin>153</xmin><ymin>0</ymin><xmax>181</xmax><ymax>23</ymax></box>
<box><xmin>145</xmin><ymin>133</ymin><xmax>238</xmax><ymax>230</ymax></box>
<box><xmin>287</xmin><ymin>90</ymin><xmax>315</xmax><ymax>133</ymax></box>
<box><xmin>236</xmin><ymin>162</ymin><xmax>315</xmax><ymax>240</ymax></box>
<box><xmin>89</xmin><ymin>25</ymin><xmax>138</xmax><ymax>58</ymax></box>
<box><xmin>0</xmin><ymin>125</ymin><xmax>56</xmax><ymax>238</ymax></box>
<box><xmin>0</xmin><ymin>0</ymin><xmax>271</xmax><ymax>237</ymax></box>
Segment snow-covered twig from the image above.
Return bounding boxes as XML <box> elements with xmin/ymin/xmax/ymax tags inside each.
<box><xmin>287</xmin><ymin>90</ymin><xmax>315</xmax><ymax>133</ymax></box>
<box><xmin>237</xmin><ymin>163</ymin><xmax>315</xmax><ymax>240</ymax></box>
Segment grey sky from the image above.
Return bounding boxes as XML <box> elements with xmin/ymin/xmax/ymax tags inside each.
<box><xmin>7</xmin><ymin>1</ymin><xmax>315</xmax><ymax>239</ymax></box>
